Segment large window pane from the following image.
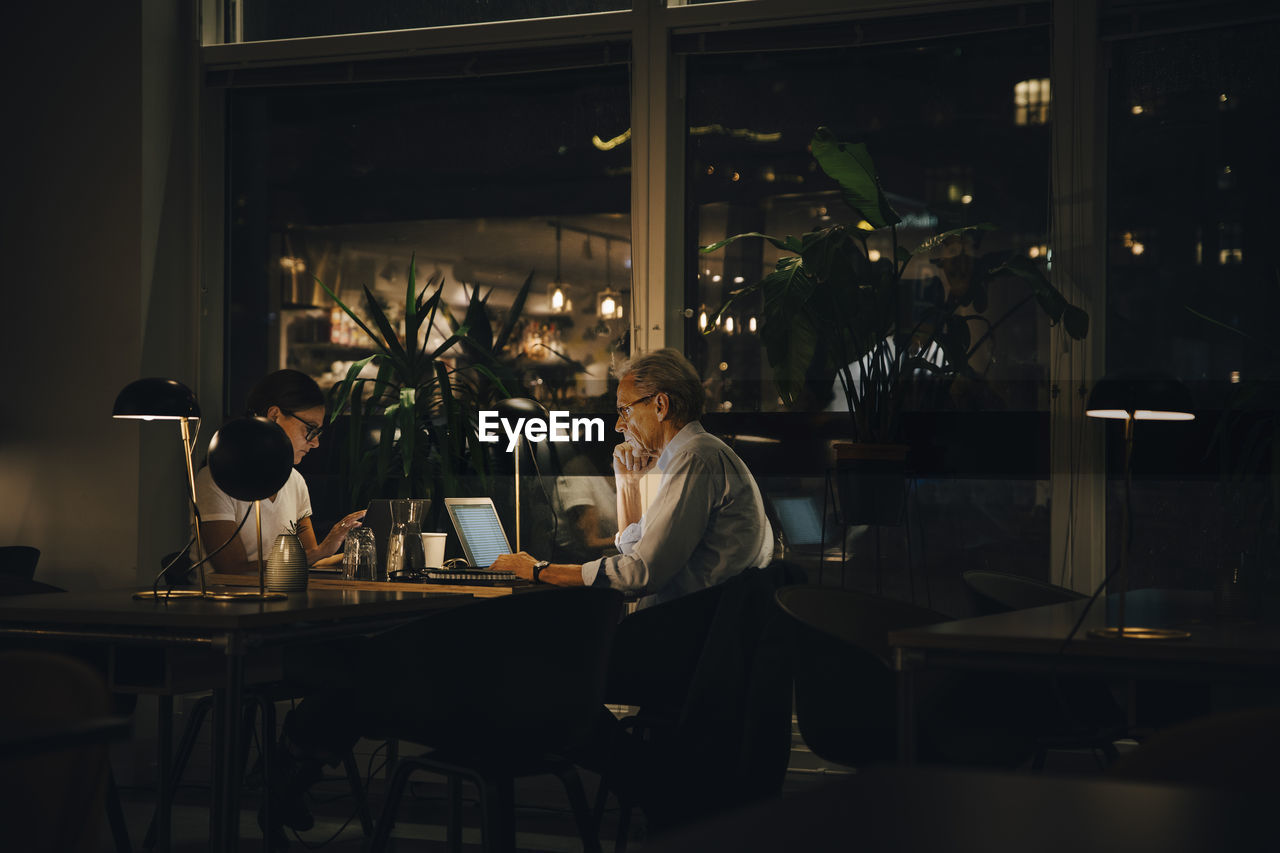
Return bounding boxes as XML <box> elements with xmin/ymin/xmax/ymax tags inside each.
<box><xmin>1105</xmin><ymin>20</ymin><xmax>1280</xmax><ymax>593</ymax></box>
<box><xmin>226</xmin><ymin>66</ymin><xmax>631</xmax><ymax>537</ymax></box>
<box><xmin>685</xmin><ymin>27</ymin><xmax>1054</xmax><ymax>611</ymax></box>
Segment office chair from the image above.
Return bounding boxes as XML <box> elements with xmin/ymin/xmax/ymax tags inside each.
<box><xmin>0</xmin><ymin>651</ymin><xmax>130</xmax><ymax>853</ymax></box>
<box><xmin>961</xmin><ymin>569</ymin><xmax>1084</xmax><ymax>615</ymax></box>
<box><xmin>367</xmin><ymin>586</ymin><xmax>624</xmax><ymax>853</ymax></box>
<box><xmin>0</xmin><ymin>545</ymin><xmax>41</xmax><ymax>581</ymax></box>
<box><xmin>595</xmin><ymin>561</ymin><xmax>806</xmax><ymax>849</ymax></box>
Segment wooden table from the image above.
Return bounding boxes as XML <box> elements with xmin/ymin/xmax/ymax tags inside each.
<box><xmin>889</xmin><ymin>589</ymin><xmax>1280</xmax><ymax>761</ymax></box>
<box><xmin>0</xmin><ymin>586</ymin><xmax>470</xmax><ymax>852</ymax></box>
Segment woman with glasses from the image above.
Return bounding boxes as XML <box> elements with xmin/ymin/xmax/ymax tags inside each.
<box><xmin>195</xmin><ymin>369</ymin><xmax>365</xmax><ymax>574</ymax></box>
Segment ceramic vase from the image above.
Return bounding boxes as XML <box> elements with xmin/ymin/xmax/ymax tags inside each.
<box><xmin>265</xmin><ymin>533</ymin><xmax>308</xmax><ymax>592</ymax></box>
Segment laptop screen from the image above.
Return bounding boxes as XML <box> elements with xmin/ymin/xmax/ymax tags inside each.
<box><xmin>773</xmin><ymin>495</ymin><xmax>824</xmax><ymax>547</ymax></box>
<box><xmin>446</xmin><ymin>498</ymin><xmax>512</xmax><ymax>569</ymax></box>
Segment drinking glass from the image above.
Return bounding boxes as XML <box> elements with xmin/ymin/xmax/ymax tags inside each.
<box><xmin>343</xmin><ymin>527</ymin><xmax>379</xmax><ymax>581</ymax></box>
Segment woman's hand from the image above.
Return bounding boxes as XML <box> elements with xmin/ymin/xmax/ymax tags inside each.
<box><xmin>315</xmin><ymin>509</ymin><xmax>367</xmax><ymax>560</ymax></box>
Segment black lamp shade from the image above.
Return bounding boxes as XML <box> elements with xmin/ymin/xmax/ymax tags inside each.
<box><xmin>113</xmin><ymin>378</ymin><xmax>200</xmax><ymax>420</ymax></box>
<box><xmin>495</xmin><ymin>397</ymin><xmax>548</xmax><ymax>420</ymax></box>
<box><xmin>1085</xmin><ymin>371</ymin><xmax>1195</xmax><ymax>421</ymax></box>
<box><xmin>208</xmin><ymin>417</ymin><xmax>294</xmax><ymax>502</ymax></box>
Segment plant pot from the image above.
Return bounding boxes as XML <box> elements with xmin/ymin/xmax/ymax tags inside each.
<box><xmin>833</xmin><ymin>443</ymin><xmax>909</xmax><ymax>526</ymax></box>
<box><xmin>265</xmin><ymin>533</ymin><xmax>308</xmax><ymax>592</ymax></box>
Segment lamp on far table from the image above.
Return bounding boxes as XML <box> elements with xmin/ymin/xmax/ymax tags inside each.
<box><xmin>1085</xmin><ymin>371</ymin><xmax>1195</xmax><ymax>639</ymax></box>
<box><xmin>114</xmin><ymin>378</ymin><xmax>208</xmax><ymax>600</ymax></box>
<box><xmin>495</xmin><ymin>397</ymin><xmax>548</xmax><ymax>553</ymax></box>
<box><xmin>204</xmin><ymin>416</ymin><xmax>293</xmax><ymax>601</ymax></box>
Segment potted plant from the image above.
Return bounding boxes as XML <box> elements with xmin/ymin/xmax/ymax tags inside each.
<box><xmin>315</xmin><ymin>258</ymin><xmax>535</xmax><ymax>507</ymax></box>
<box><xmin>701</xmin><ymin>127</ymin><xmax>1090</xmax><ymax>523</ymax></box>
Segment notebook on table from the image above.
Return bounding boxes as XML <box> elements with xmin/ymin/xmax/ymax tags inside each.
<box><xmin>441</xmin><ymin>497</ymin><xmax>519</xmax><ymax>583</ymax></box>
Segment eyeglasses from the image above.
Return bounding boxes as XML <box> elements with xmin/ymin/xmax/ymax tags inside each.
<box><xmin>285</xmin><ymin>411</ymin><xmax>324</xmax><ymax>442</ymax></box>
<box><xmin>616</xmin><ymin>394</ymin><xmax>656</xmax><ymax>420</ymax></box>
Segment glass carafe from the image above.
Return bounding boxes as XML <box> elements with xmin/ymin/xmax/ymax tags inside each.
<box><xmin>386</xmin><ymin>498</ymin><xmax>429</xmax><ymax>578</ymax></box>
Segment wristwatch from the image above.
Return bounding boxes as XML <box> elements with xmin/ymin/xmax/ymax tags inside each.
<box><xmin>531</xmin><ymin>560</ymin><xmax>550</xmax><ymax>583</ymax></box>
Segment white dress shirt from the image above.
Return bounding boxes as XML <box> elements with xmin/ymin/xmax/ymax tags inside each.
<box><xmin>581</xmin><ymin>421</ymin><xmax>774</xmax><ymax>608</ymax></box>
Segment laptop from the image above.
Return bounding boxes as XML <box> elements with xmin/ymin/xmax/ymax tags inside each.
<box><xmin>442</xmin><ymin>497</ymin><xmax>519</xmax><ymax>581</ymax></box>
<box><xmin>771</xmin><ymin>494</ymin><xmax>826</xmax><ymax>554</ymax></box>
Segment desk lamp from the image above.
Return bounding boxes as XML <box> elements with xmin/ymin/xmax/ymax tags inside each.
<box><xmin>495</xmin><ymin>397</ymin><xmax>548</xmax><ymax>553</ymax></box>
<box><xmin>114</xmin><ymin>378</ymin><xmax>208</xmax><ymax>600</ymax></box>
<box><xmin>204</xmin><ymin>416</ymin><xmax>293</xmax><ymax>601</ymax></box>
<box><xmin>1085</xmin><ymin>371</ymin><xmax>1194</xmax><ymax>639</ymax></box>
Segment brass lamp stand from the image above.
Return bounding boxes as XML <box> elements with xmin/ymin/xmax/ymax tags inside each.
<box><xmin>114</xmin><ymin>378</ymin><xmax>211</xmax><ymax>601</ymax></box>
<box><xmin>202</xmin><ymin>416</ymin><xmax>291</xmax><ymax>601</ymax></box>
<box><xmin>1085</xmin><ymin>371</ymin><xmax>1195</xmax><ymax>640</ymax></box>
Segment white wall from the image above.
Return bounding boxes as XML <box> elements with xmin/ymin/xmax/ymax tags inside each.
<box><xmin>0</xmin><ymin>1</ymin><xmax>197</xmax><ymax>589</ymax></box>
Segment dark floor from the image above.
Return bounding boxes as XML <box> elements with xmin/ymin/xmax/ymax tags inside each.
<box><xmin>109</xmin><ymin>715</ymin><xmax>851</xmax><ymax>852</ymax></box>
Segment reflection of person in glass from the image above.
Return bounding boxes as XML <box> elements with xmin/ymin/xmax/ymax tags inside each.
<box><xmin>551</xmin><ymin>449</ymin><xmax>619</xmax><ymax>564</ymax></box>
<box><xmin>493</xmin><ymin>348</ymin><xmax>773</xmax><ymax>608</ymax></box>
<box><xmin>195</xmin><ymin>369</ymin><xmax>365</xmax><ymax>574</ymax></box>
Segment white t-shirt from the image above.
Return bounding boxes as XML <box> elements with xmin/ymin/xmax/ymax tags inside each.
<box><xmin>194</xmin><ymin>466</ymin><xmax>312</xmax><ymax>563</ymax></box>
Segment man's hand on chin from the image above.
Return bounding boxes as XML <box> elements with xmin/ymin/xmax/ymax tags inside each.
<box><xmin>491</xmin><ymin>551</ymin><xmax>536</xmax><ymax>580</ymax></box>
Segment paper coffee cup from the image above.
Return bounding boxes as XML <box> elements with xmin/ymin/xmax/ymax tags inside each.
<box><xmin>421</xmin><ymin>532</ymin><xmax>447</xmax><ymax>569</ymax></box>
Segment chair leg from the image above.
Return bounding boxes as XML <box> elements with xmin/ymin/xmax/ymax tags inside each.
<box><xmin>615</xmin><ymin>798</ymin><xmax>632</xmax><ymax>853</ymax></box>
<box><xmin>447</xmin><ymin>774</ymin><xmax>464</xmax><ymax>852</ymax></box>
<box><xmin>367</xmin><ymin>756</ymin><xmax>420</xmax><ymax>853</ymax></box>
<box><xmin>344</xmin><ymin>751</ymin><xmax>375</xmax><ymax>838</ymax></box>
<box><xmin>255</xmin><ymin>696</ymin><xmax>278</xmax><ymax>851</ymax></box>
<box><xmin>477</xmin><ymin>773</ymin><xmax>515</xmax><ymax>853</ymax></box>
<box><xmin>143</xmin><ymin>695</ymin><xmax>213</xmax><ymax>850</ymax></box>
<box><xmin>554</xmin><ymin>763</ymin><xmax>601</xmax><ymax>853</ymax></box>
<box><xmin>106</xmin><ymin>766</ymin><xmax>133</xmax><ymax>853</ymax></box>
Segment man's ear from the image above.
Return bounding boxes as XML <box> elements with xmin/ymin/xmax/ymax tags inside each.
<box><xmin>655</xmin><ymin>393</ymin><xmax>667</xmax><ymax>421</ymax></box>
<box><xmin>265</xmin><ymin>404</ymin><xmax>283</xmax><ymax>424</ymax></box>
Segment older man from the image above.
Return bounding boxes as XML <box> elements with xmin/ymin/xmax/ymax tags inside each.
<box><xmin>494</xmin><ymin>348</ymin><xmax>774</xmax><ymax>607</ymax></box>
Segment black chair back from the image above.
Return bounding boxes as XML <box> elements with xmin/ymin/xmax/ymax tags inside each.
<box><xmin>614</xmin><ymin>561</ymin><xmax>807</xmax><ymax>829</ymax></box>
<box><xmin>962</xmin><ymin>569</ymin><xmax>1084</xmax><ymax>615</ymax></box>
<box><xmin>0</xmin><ymin>546</ymin><xmax>40</xmax><ymax>581</ymax></box>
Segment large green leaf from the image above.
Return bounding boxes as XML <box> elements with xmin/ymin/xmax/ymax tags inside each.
<box><xmin>462</xmin><ymin>284</ymin><xmax>494</xmax><ymax>354</ymax></box>
<box><xmin>327</xmin><ymin>355</ymin><xmax>381</xmax><ymax>425</ymax></box>
<box><xmin>700</xmin><ymin>232</ymin><xmax>804</xmax><ymax>255</ymax></box>
<box><xmin>362</xmin><ymin>284</ymin><xmax>410</xmax><ymax>366</ymax></box>
<box><xmin>991</xmin><ymin>255</ymin><xmax>1089</xmax><ymax>340</ymax></box>
<box><xmin>403</xmin><ymin>255</ymin><xmax>421</xmax><ymax>367</ymax></box>
<box><xmin>810</xmin><ymin>127</ymin><xmax>901</xmax><ymax>229</ymax></box>
<box><xmin>495</xmin><ymin>270</ymin><xmax>536</xmax><ymax>353</ymax></box>
<box><xmin>314</xmin><ymin>275</ymin><xmax>383</xmax><ymax>348</ymax></box>
<box><xmin>912</xmin><ymin>223</ymin><xmax>999</xmax><ymax>257</ymax></box>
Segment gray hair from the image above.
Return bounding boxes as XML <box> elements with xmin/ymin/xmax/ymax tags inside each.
<box><xmin>622</xmin><ymin>348</ymin><xmax>704</xmax><ymax>424</ymax></box>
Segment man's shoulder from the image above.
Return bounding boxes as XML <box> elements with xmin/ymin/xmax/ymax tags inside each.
<box><xmin>669</xmin><ymin>423</ymin><xmax>744</xmax><ymax>468</ymax></box>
